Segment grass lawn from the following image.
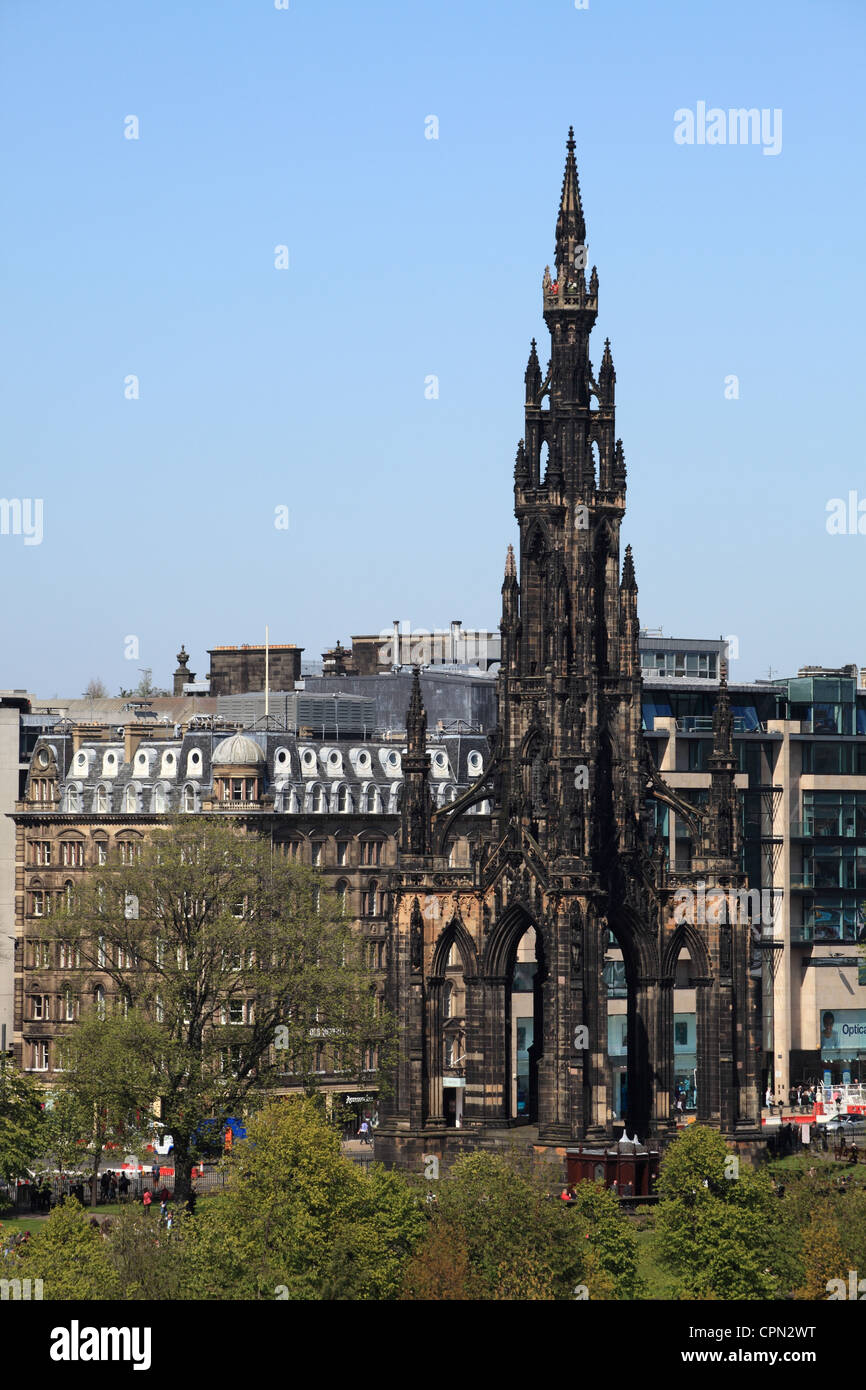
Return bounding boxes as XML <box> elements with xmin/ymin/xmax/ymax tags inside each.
<box><xmin>0</xmin><ymin>1202</ymin><xmax>132</xmax><ymax>1233</ymax></box>
<box><xmin>631</xmin><ymin>1221</ymin><xmax>679</xmax><ymax>1300</ymax></box>
<box><xmin>766</xmin><ymin>1152</ymin><xmax>866</xmax><ymax>1184</ymax></box>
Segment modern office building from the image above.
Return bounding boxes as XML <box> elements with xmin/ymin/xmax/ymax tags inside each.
<box><xmin>639</xmin><ymin>663</ymin><xmax>866</xmax><ymax>1105</ymax></box>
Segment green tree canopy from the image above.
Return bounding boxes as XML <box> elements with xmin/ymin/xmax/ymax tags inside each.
<box><xmin>425</xmin><ymin>1151</ymin><xmax>636</xmax><ymax>1300</ymax></box>
<box><xmin>19</xmin><ymin>1198</ymin><xmax>120</xmax><ymax>1299</ymax></box>
<box><xmin>0</xmin><ymin>1059</ymin><xmax>45</xmax><ymax>1182</ymax></box>
<box><xmin>48</xmin><ymin>816</ymin><xmax>394</xmax><ymax>1199</ymax></box>
<box><xmin>179</xmin><ymin>1098</ymin><xmax>426</xmax><ymax>1300</ymax></box>
<box><xmin>657</xmin><ymin>1126</ymin><xmax>792</xmax><ymax>1300</ymax></box>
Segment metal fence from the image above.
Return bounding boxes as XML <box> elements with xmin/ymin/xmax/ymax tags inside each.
<box><xmin>1</xmin><ymin>1167</ymin><xmax>229</xmax><ymax>1212</ymax></box>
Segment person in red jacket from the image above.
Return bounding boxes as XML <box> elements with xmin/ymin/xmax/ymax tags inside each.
<box><xmin>142</xmin><ymin>1189</ymin><xmax>153</xmax><ymax>1216</ymax></box>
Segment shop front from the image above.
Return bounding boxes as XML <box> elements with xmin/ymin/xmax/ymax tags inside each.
<box><xmin>338</xmin><ymin>1091</ymin><xmax>379</xmax><ymax>1140</ymax></box>
<box><xmin>819</xmin><ymin>1007</ymin><xmax>866</xmax><ymax>1087</ymax></box>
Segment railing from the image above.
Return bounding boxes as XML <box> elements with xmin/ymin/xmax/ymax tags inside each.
<box><xmin>817</xmin><ymin>1083</ymin><xmax>866</xmax><ymax>1113</ymax></box>
<box><xmin>676</xmin><ymin>716</ymin><xmax>762</xmax><ymax>734</ymax></box>
<box><xmin>789</xmin><ymin>821</ymin><xmax>865</xmax><ymax>839</ymax></box>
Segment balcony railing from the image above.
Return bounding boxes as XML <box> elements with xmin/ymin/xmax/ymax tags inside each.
<box><xmin>789</xmin><ymin>821</ymin><xmax>866</xmax><ymax>839</ymax></box>
<box><xmin>676</xmin><ymin>716</ymin><xmax>762</xmax><ymax>734</ymax></box>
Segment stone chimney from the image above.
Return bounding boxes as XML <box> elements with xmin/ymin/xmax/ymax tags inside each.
<box><xmin>124</xmin><ymin>723</ymin><xmax>152</xmax><ymax>766</ymax></box>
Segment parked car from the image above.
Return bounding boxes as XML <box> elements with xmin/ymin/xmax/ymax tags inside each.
<box><xmin>825</xmin><ymin>1114</ymin><xmax>866</xmax><ymax>1134</ymax></box>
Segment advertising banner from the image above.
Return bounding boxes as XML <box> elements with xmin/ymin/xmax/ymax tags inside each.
<box><xmin>819</xmin><ymin>1008</ymin><xmax>866</xmax><ymax>1058</ymax></box>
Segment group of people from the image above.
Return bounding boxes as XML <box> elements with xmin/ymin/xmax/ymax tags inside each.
<box><xmin>141</xmin><ymin>1186</ymin><xmax>175</xmax><ymax>1229</ymax></box>
<box><xmin>764</xmin><ymin>1084</ymin><xmax>822</xmax><ymax>1111</ymax></box>
<box><xmin>673</xmin><ymin>1087</ymin><xmax>693</xmax><ymax>1117</ymax></box>
<box><xmin>0</xmin><ymin>1227</ymin><xmax>31</xmax><ymax>1261</ymax></box>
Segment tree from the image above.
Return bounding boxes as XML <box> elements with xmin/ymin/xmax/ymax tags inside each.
<box><xmin>570</xmin><ymin>1179</ymin><xmax>643</xmax><ymax>1299</ymax></box>
<box><xmin>179</xmin><ymin>1098</ymin><xmax>426</xmax><ymax>1299</ymax></box>
<box><xmin>118</xmin><ymin>671</ymin><xmax>170</xmax><ymax>699</ymax></box>
<box><xmin>83</xmin><ymin>678</ymin><xmax>108</xmax><ymax>700</ymax></box>
<box><xmin>52</xmin><ymin>818</ymin><xmax>395</xmax><ymax>1201</ymax></box>
<box><xmin>101</xmin><ymin>1205</ymin><xmax>191</xmax><ymax>1301</ymax></box>
<box><xmin>428</xmin><ymin>1151</ymin><xmax>620</xmax><ymax>1300</ymax></box>
<box><xmin>401</xmin><ymin>1224</ymin><xmax>480</xmax><ymax>1300</ymax></box>
<box><xmin>794</xmin><ymin>1213</ymin><xmax>847</xmax><ymax>1300</ymax></box>
<box><xmin>18</xmin><ymin>1198</ymin><xmax>120</xmax><ymax>1299</ymax></box>
<box><xmin>656</xmin><ymin>1126</ymin><xmax>790</xmax><ymax>1299</ymax></box>
<box><xmin>0</xmin><ymin>1059</ymin><xmax>45</xmax><ymax>1182</ymax></box>
<box><xmin>51</xmin><ymin>1014</ymin><xmax>157</xmax><ymax>1206</ymax></box>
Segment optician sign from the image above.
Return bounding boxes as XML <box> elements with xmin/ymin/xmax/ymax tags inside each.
<box><xmin>819</xmin><ymin>1008</ymin><xmax>866</xmax><ymax>1058</ymax></box>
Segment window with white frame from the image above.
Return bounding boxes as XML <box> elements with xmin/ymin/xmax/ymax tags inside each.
<box><xmin>32</xmin><ymin>1041</ymin><xmax>49</xmax><ymax>1071</ymax></box>
<box><xmin>59</xmin><ymin>941</ymin><xmax>80</xmax><ymax>969</ymax></box>
<box><xmin>31</xmin><ymin>994</ymin><xmax>50</xmax><ymax>1021</ymax></box>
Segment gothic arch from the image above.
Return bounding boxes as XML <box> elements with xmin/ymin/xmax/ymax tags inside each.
<box><xmin>431</xmin><ymin>913</ymin><xmax>479</xmax><ymax>978</ymax></box>
<box><xmin>661</xmin><ymin>920</ymin><xmax>711</xmax><ymax>980</ymax></box>
<box><xmin>483</xmin><ymin>900</ymin><xmax>540</xmax><ymax>978</ymax></box>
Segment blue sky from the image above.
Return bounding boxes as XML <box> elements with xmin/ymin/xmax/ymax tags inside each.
<box><xmin>1</xmin><ymin>0</ymin><xmax>864</xmax><ymax>693</ymax></box>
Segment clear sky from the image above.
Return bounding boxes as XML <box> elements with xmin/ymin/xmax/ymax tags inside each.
<box><xmin>1</xmin><ymin>0</ymin><xmax>864</xmax><ymax>694</ymax></box>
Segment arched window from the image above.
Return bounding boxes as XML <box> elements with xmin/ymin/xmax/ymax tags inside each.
<box><xmin>123</xmin><ymin>784</ymin><xmax>138</xmax><ymax>813</ymax></box>
<box><xmin>63</xmin><ymin>785</ymin><xmax>80</xmax><ymax>813</ymax></box>
<box><xmin>313</xmin><ymin>785</ymin><xmax>326</xmax><ymax>813</ymax></box>
<box><xmin>94</xmin><ymin>985</ymin><xmax>106</xmax><ymax>1021</ymax></box>
<box><xmin>183</xmin><ymin>784</ymin><xmax>197</xmax><ymax>813</ymax></box>
<box><xmin>95</xmin><ymin>785</ymin><xmax>109</xmax><ymax>813</ymax></box>
<box><xmin>338</xmin><ymin>785</ymin><xmax>352</xmax><ymax>813</ymax></box>
<box><xmin>366</xmin><ymin>880</ymin><xmax>379</xmax><ymax>917</ymax></box>
<box><xmin>152</xmin><ymin>784</ymin><xmax>167</xmax><ymax>813</ymax></box>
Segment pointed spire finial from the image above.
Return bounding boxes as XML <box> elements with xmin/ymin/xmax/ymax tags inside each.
<box><xmin>621</xmin><ymin>544</ymin><xmax>637</xmax><ymax>591</ymax></box>
<box><xmin>505</xmin><ymin>543</ymin><xmax>516</xmax><ymax>579</ymax></box>
<box><xmin>555</xmin><ymin>127</ymin><xmax>586</xmax><ymax>277</ymax></box>
<box><xmin>713</xmin><ymin>662</ymin><xmax>733</xmax><ymax>756</ymax></box>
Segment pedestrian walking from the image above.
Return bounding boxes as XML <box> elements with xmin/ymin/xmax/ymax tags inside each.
<box><xmin>765</xmin><ymin>1086</ymin><xmax>773</xmax><ymax>1111</ymax></box>
<box><xmin>142</xmin><ymin>1189</ymin><xmax>152</xmax><ymax>1216</ymax></box>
